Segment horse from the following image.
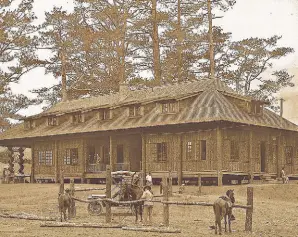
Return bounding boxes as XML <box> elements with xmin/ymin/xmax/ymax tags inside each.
<box><xmin>58</xmin><ymin>188</ymin><xmax>72</xmax><ymax>222</ymax></box>
<box><xmin>213</xmin><ymin>189</ymin><xmax>235</xmax><ymax>235</ymax></box>
<box><xmin>116</xmin><ymin>172</ymin><xmax>143</xmax><ymax>223</ymax></box>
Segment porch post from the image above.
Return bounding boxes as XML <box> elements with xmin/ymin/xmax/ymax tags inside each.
<box><xmin>54</xmin><ymin>141</ymin><xmax>59</xmax><ymax>183</ymax></box>
<box><xmin>7</xmin><ymin>146</ymin><xmax>14</xmax><ymax>182</ymax></box>
<box><xmin>31</xmin><ymin>144</ymin><xmax>35</xmax><ymax>183</ymax></box>
<box><xmin>277</xmin><ymin>133</ymin><xmax>283</xmax><ymax>178</ymax></box>
<box><xmin>249</xmin><ymin>130</ymin><xmax>254</xmax><ymax>183</ymax></box>
<box><xmin>178</xmin><ymin>134</ymin><xmax>183</xmax><ymax>186</ymax></box>
<box><xmin>216</xmin><ymin>127</ymin><xmax>223</xmax><ymax>186</ymax></box>
<box><xmin>141</xmin><ymin>133</ymin><xmax>146</xmax><ymax>186</ymax></box>
<box><xmin>109</xmin><ymin>135</ymin><xmax>114</xmax><ymax>171</ymax></box>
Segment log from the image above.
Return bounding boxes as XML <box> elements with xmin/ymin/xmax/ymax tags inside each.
<box><xmin>163</xmin><ymin>176</ymin><xmax>169</xmax><ymax>227</ymax></box>
<box><xmin>74</xmin><ymin>188</ymin><xmax>106</xmax><ymax>192</ymax></box>
<box><xmin>122</xmin><ymin>226</ymin><xmax>181</xmax><ymax>233</ymax></box>
<box><xmin>0</xmin><ymin>213</ymin><xmax>56</xmax><ymax>221</ymax></box>
<box><xmin>40</xmin><ymin>222</ymin><xmax>122</xmax><ymax>228</ymax></box>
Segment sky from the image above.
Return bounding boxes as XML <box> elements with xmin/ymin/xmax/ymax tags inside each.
<box><xmin>10</xmin><ymin>0</ymin><xmax>298</xmax><ymax>117</ymax></box>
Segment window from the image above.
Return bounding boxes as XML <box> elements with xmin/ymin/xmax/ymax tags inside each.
<box><xmin>48</xmin><ymin>116</ymin><xmax>58</xmax><ymax>126</ymax></box>
<box><xmin>186</xmin><ymin>141</ymin><xmax>192</xmax><ymax>159</ymax></box>
<box><xmin>157</xmin><ymin>142</ymin><xmax>167</xmax><ymax>162</ymax></box>
<box><xmin>102</xmin><ymin>109</ymin><xmax>111</xmax><ymax>120</ymax></box>
<box><xmin>230</xmin><ymin>140</ymin><xmax>239</xmax><ymax>161</ymax></box>
<box><xmin>72</xmin><ymin>113</ymin><xmax>84</xmax><ymax>123</ymax></box>
<box><xmin>129</xmin><ymin>105</ymin><xmax>141</xmax><ymax>117</ymax></box>
<box><xmin>24</xmin><ymin>120</ymin><xmax>34</xmax><ymax>129</ymax></box>
<box><xmin>162</xmin><ymin>101</ymin><xmax>176</xmax><ymax>113</ymax></box>
<box><xmin>285</xmin><ymin>146</ymin><xmax>293</xmax><ymax>164</ymax></box>
<box><xmin>38</xmin><ymin>151</ymin><xmax>53</xmax><ymax>165</ymax></box>
<box><xmin>88</xmin><ymin>146</ymin><xmax>96</xmax><ymax>164</ymax></box>
<box><xmin>64</xmin><ymin>148</ymin><xmax>79</xmax><ymax>165</ymax></box>
<box><xmin>200</xmin><ymin>140</ymin><xmax>207</xmax><ymax>160</ymax></box>
<box><xmin>102</xmin><ymin>146</ymin><xmax>110</xmax><ymax>164</ymax></box>
<box><xmin>251</xmin><ymin>100</ymin><xmax>263</xmax><ymax>115</ymax></box>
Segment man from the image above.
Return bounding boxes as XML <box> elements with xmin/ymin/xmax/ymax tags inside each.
<box><xmin>141</xmin><ymin>185</ymin><xmax>154</xmax><ymax>225</ymax></box>
<box><xmin>146</xmin><ymin>172</ymin><xmax>152</xmax><ymax>186</ymax></box>
<box><xmin>281</xmin><ymin>167</ymin><xmax>289</xmax><ymax>184</ymax></box>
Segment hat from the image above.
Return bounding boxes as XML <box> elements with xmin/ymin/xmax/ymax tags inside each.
<box><xmin>143</xmin><ymin>185</ymin><xmax>151</xmax><ymax>191</ymax></box>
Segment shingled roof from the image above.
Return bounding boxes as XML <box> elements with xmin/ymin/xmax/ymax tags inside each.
<box><xmin>0</xmin><ymin>78</ymin><xmax>297</xmax><ymax>143</ymax></box>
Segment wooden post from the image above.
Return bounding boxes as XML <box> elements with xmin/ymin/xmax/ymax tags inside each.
<box><xmin>178</xmin><ymin>134</ymin><xmax>183</xmax><ymax>186</ymax></box>
<box><xmin>198</xmin><ymin>173</ymin><xmax>202</xmax><ymax>195</ymax></box>
<box><xmin>54</xmin><ymin>141</ymin><xmax>59</xmax><ymax>183</ymax></box>
<box><xmin>69</xmin><ymin>178</ymin><xmax>76</xmax><ymax>218</ymax></box>
<box><xmin>30</xmin><ymin>144</ymin><xmax>35</xmax><ymax>183</ymax></box>
<box><xmin>142</xmin><ymin>133</ymin><xmax>147</xmax><ymax>186</ymax></box>
<box><xmin>59</xmin><ymin>169</ymin><xmax>64</xmax><ymax>194</ymax></box>
<box><xmin>109</xmin><ymin>136</ymin><xmax>114</xmax><ymax>172</ymax></box>
<box><xmin>216</xmin><ymin>127</ymin><xmax>223</xmax><ymax>186</ymax></box>
<box><xmin>168</xmin><ymin>171</ymin><xmax>173</xmax><ymax>197</ymax></box>
<box><xmin>106</xmin><ymin>165</ymin><xmax>112</xmax><ymax>223</ymax></box>
<box><xmin>277</xmin><ymin>134</ymin><xmax>283</xmax><ymax>178</ymax></box>
<box><xmin>245</xmin><ymin>187</ymin><xmax>253</xmax><ymax>232</ymax></box>
<box><xmin>162</xmin><ymin>176</ymin><xmax>169</xmax><ymax>227</ymax></box>
<box><xmin>249</xmin><ymin>130</ymin><xmax>254</xmax><ymax>183</ymax></box>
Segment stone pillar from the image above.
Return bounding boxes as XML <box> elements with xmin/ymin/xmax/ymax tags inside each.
<box><xmin>7</xmin><ymin>147</ymin><xmax>14</xmax><ymax>183</ymax></box>
<box><xmin>18</xmin><ymin>147</ymin><xmax>25</xmax><ymax>175</ymax></box>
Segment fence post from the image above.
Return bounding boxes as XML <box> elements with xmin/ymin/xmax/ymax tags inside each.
<box><xmin>245</xmin><ymin>187</ymin><xmax>253</xmax><ymax>232</ymax></box>
<box><xmin>106</xmin><ymin>165</ymin><xmax>112</xmax><ymax>223</ymax></box>
<box><xmin>198</xmin><ymin>173</ymin><xmax>202</xmax><ymax>195</ymax></box>
<box><xmin>69</xmin><ymin>178</ymin><xmax>76</xmax><ymax>218</ymax></box>
<box><xmin>163</xmin><ymin>176</ymin><xmax>169</xmax><ymax>227</ymax></box>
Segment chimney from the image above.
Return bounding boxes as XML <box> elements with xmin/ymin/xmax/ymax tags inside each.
<box><xmin>280</xmin><ymin>98</ymin><xmax>284</xmax><ymax>117</ymax></box>
<box><xmin>119</xmin><ymin>82</ymin><xmax>130</xmax><ymax>100</ymax></box>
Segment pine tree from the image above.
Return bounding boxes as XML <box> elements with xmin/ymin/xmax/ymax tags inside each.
<box><xmin>0</xmin><ymin>0</ymin><xmax>40</xmax><ymax>130</ymax></box>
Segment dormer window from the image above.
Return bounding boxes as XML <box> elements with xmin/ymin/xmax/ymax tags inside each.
<box><xmin>24</xmin><ymin>120</ymin><xmax>35</xmax><ymax>129</ymax></box>
<box><xmin>48</xmin><ymin>116</ymin><xmax>58</xmax><ymax>126</ymax></box>
<box><xmin>72</xmin><ymin>113</ymin><xmax>84</xmax><ymax>123</ymax></box>
<box><xmin>103</xmin><ymin>108</ymin><xmax>111</xmax><ymax>120</ymax></box>
<box><xmin>161</xmin><ymin>101</ymin><xmax>177</xmax><ymax>113</ymax></box>
<box><xmin>129</xmin><ymin>105</ymin><xmax>141</xmax><ymax>117</ymax></box>
<box><xmin>251</xmin><ymin>100</ymin><xmax>263</xmax><ymax>115</ymax></box>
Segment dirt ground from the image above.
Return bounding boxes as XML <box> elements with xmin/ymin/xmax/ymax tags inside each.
<box><xmin>0</xmin><ymin>182</ymin><xmax>298</xmax><ymax>237</ymax></box>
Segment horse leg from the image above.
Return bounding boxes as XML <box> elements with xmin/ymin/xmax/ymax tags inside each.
<box><xmin>135</xmin><ymin>204</ymin><xmax>138</xmax><ymax>224</ymax></box>
<box><xmin>215</xmin><ymin>218</ymin><xmax>218</xmax><ymax>235</ymax></box>
<box><xmin>140</xmin><ymin>205</ymin><xmax>143</xmax><ymax>222</ymax></box>
<box><xmin>228</xmin><ymin>214</ymin><xmax>232</xmax><ymax>233</ymax></box>
<box><xmin>217</xmin><ymin>216</ymin><xmax>222</xmax><ymax>235</ymax></box>
<box><xmin>224</xmin><ymin>215</ymin><xmax>227</xmax><ymax>232</ymax></box>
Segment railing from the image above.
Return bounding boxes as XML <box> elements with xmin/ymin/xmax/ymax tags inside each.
<box><xmin>87</xmin><ymin>163</ymin><xmax>131</xmax><ymax>173</ymax></box>
<box><xmin>87</xmin><ymin>164</ymin><xmax>107</xmax><ymax>173</ymax></box>
<box><xmin>114</xmin><ymin>163</ymin><xmax>130</xmax><ymax>171</ymax></box>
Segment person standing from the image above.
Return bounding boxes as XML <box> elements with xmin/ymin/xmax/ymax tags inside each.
<box><xmin>141</xmin><ymin>185</ymin><xmax>154</xmax><ymax>226</ymax></box>
<box><xmin>146</xmin><ymin>172</ymin><xmax>153</xmax><ymax>186</ymax></box>
<box><xmin>281</xmin><ymin>167</ymin><xmax>288</xmax><ymax>184</ymax></box>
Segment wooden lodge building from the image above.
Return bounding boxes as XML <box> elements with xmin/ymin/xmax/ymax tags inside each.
<box><xmin>0</xmin><ymin>79</ymin><xmax>298</xmax><ymax>185</ymax></box>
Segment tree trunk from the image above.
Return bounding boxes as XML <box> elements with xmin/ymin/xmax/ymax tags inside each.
<box><xmin>177</xmin><ymin>0</ymin><xmax>183</xmax><ymax>82</ymax></box>
<box><xmin>207</xmin><ymin>0</ymin><xmax>215</xmax><ymax>78</ymax></box>
<box><xmin>151</xmin><ymin>0</ymin><xmax>162</xmax><ymax>84</ymax></box>
<box><xmin>60</xmin><ymin>50</ymin><xmax>68</xmax><ymax>101</ymax></box>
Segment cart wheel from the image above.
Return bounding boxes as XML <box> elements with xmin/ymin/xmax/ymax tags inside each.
<box><xmin>88</xmin><ymin>201</ymin><xmax>103</xmax><ymax>215</ymax></box>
